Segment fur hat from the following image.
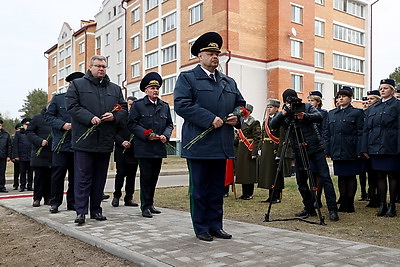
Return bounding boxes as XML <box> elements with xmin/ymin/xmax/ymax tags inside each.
<box><xmin>266</xmin><ymin>99</ymin><xmax>280</xmax><ymax>107</ymax></box>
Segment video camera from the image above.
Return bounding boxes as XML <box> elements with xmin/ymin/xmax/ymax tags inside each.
<box><xmin>284</xmin><ymin>96</ymin><xmax>306</xmax><ymax>113</ymax></box>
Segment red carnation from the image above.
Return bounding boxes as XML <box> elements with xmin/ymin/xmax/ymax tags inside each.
<box><xmin>144</xmin><ymin>129</ymin><xmax>153</xmax><ymax>136</ymax></box>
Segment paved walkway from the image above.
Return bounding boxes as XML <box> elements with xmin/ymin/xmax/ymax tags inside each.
<box><xmin>1</xmin><ymin>171</ymin><xmax>400</xmax><ymax>266</ymax></box>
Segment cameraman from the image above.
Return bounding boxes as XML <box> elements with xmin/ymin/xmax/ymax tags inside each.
<box><xmin>270</xmin><ymin>89</ymin><xmax>339</xmax><ymax>221</ymax></box>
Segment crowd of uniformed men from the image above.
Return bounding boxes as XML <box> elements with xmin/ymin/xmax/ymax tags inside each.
<box><xmin>0</xmin><ymin>31</ymin><xmax>399</xmax><ymax>242</ymax></box>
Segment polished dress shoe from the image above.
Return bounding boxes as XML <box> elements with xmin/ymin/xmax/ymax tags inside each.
<box><xmin>142</xmin><ymin>209</ymin><xmax>153</xmax><ymax>218</ymax></box>
<box><xmin>19</xmin><ymin>188</ymin><xmax>25</xmax><ymax>192</ymax></box>
<box><xmin>149</xmin><ymin>206</ymin><xmax>161</xmax><ymax>214</ymax></box>
<box><xmin>329</xmin><ymin>210</ymin><xmax>339</xmax><ymax>221</ymax></box>
<box><xmin>90</xmin><ymin>213</ymin><xmax>107</xmax><ymax>221</ymax></box>
<box><xmin>210</xmin><ymin>229</ymin><xmax>232</xmax><ymax>239</ymax></box>
<box><xmin>32</xmin><ymin>200</ymin><xmax>40</xmax><ymax>207</ymax></box>
<box><xmin>295</xmin><ymin>208</ymin><xmax>316</xmax><ymax>217</ymax></box>
<box><xmin>27</xmin><ymin>187</ymin><xmax>33</xmax><ymax>191</ymax></box>
<box><xmin>49</xmin><ymin>205</ymin><xmax>59</xmax><ymax>213</ymax></box>
<box><xmin>75</xmin><ymin>214</ymin><xmax>85</xmax><ymax>225</ymax></box>
<box><xmin>124</xmin><ymin>200</ymin><xmax>139</xmax><ymax>207</ymax></box>
<box><xmin>196</xmin><ymin>232</ymin><xmax>213</xmax><ymax>242</ymax></box>
<box><xmin>0</xmin><ymin>188</ymin><xmax>8</xmax><ymax>193</ymax></box>
<box><xmin>67</xmin><ymin>205</ymin><xmax>76</xmax><ymax>211</ymax></box>
<box><xmin>102</xmin><ymin>194</ymin><xmax>110</xmax><ymax>200</ymax></box>
<box><xmin>111</xmin><ymin>197</ymin><xmax>119</xmax><ymax>207</ymax></box>
<box><xmin>13</xmin><ymin>186</ymin><xmax>18</xmax><ymax>190</ymax></box>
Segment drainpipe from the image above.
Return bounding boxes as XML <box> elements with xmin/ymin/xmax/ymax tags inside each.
<box><xmin>121</xmin><ymin>0</ymin><xmax>128</xmax><ymax>99</ymax></box>
<box><xmin>225</xmin><ymin>0</ymin><xmax>231</xmax><ymax>75</ymax></box>
<box><xmin>370</xmin><ymin>0</ymin><xmax>380</xmax><ymax>90</ymax></box>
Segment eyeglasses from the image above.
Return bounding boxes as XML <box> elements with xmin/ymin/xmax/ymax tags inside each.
<box><xmin>93</xmin><ymin>64</ymin><xmax>107</xmax><ymax>69</ymax></box>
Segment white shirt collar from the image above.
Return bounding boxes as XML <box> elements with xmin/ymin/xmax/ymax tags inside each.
<box><xmin>201</xmin><ymin>66</ymin><xmax>215</xmax><ymax>77</ymax></box>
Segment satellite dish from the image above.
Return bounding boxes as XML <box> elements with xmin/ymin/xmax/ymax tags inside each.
<box><xmin>291</xmin><ymin>27</ymin><xmax>297</xmax><ymax>37</ymax></box>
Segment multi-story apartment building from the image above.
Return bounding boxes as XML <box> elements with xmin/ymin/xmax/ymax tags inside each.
<box><xmin>44</xmin><ymin>20</ymin><xmax>96</xmax><ymax>98</ymax></box>
<box><xmin>44</xmin><ymin>0</ymin><xmax>370</xmax><ymax>146</ymax></box>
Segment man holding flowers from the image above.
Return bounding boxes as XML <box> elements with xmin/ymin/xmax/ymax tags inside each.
<box><xmin>174</xmin><ymin>32</ymin><xmax>246</xmax><ymax>242</ymax></box>
<box><xmin>127</xmin><ymin>72</ymin><xmax>173</xmax><ymax>219</ymax></box>
<box><xmin>65</xmin><ymin>55</ymin><xmax>127</xmax><ymax>225</ymax></box>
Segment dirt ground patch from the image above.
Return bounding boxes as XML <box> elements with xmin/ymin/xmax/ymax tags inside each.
<box><xmin>0</xmin><ymin>205</ymin><xmax>137</xmax><ymax>267</ymax></box>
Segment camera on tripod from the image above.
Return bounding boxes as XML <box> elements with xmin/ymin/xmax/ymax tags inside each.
<box><xmin>285</xmin><ymin>96</ymin><xmax>306</xmax><ymax>114</ymax></box>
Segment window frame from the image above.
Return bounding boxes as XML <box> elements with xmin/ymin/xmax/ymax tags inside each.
<box><xmin>291</xmin><ymin>73</ymin><xmax>303</xmax><ymax>93</ymax></box>
<box><xmin>291</xmin><ymin>3</ymin><xmax>303</xmax><ymax>24</ymax></box>
<box><xmin>290</xmin><ymin>38</ymin><xmax>303</xmax><ymax>59</ymax></box>
<box><xmin>189</xmin><ymin>1</ymin><xmax>204</xmax><ymax>25</ymax></box>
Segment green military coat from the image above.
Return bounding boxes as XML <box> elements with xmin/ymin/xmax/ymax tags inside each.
<box><xmin>234</xmin><ymin>116</ymin><xmax>261</xmax><ymax>184</ymax></box>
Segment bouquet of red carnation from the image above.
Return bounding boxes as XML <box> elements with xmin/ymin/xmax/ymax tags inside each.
<box><xmin>184</xmin><ymin>106</ymin><xmax>249</xmax><ymax>150</ymax></box>
<box><xmin>76</xmin><ymin>104</ymin><xmax>122</xmax><ymax>143</ymax></box>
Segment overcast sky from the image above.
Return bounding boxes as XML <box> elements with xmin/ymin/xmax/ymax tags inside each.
<box><xmin>0</xmin><ymin>0</ymin><xmax>398</xmax><ymax>119</ymax></box>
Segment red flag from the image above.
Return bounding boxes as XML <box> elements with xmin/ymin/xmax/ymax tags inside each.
<box><xmin>225</xmin><ymin>159</ymin><xmax>234</xmax><ymax>186</ymax></box>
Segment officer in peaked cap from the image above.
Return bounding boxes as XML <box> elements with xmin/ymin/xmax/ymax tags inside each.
<box><xmin>337</xmin><ymin>86</ymin><xmax>353</xmax><ymax>98</ymax></box>
<box><xmin>191</xmin><ymin>32</ymin><xmax>223</xmax><ymax>57</ymax></box>
<box><xmin>367</xmin><ymin>90</ymin><xmax>380</xmax><ymax>97</ymax></box>
<box><xmin>128</xmin><ymin>71</ymin><xmax>173</xmax><ymax>219</ymax></box>
<box><xmin>175</xmin><ymin>31</ymin><xmax>246</xmax><ymax>241</ymax></box>
<box><xmin>139</xmin><ymin>72</ymin><xmax>162</xmax><ymax>92</ymax></box>
<box><xmin>380</xmin><ymin>78</ymin><xmax>395</xmax><ymax>88</ymax></box>
<box><xmin>65</xmin><ymin>72</ymin><xmax>85</xmax><ymax>83</ymax></box>
<box><xmin>309</xmin><ymin>91</ymin><xmax>323</xmax><ymax>98</ymax></box>
<box><xmin>21</xmin><ymin>118</ymin><xmax>31</xmax><ymax>125</ymax></box>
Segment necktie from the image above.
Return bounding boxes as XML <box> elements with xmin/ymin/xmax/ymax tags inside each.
<box><xmin>210</xmin><ymin>73</ymin><xmax>215</xmax><ymax>82</ymax></box>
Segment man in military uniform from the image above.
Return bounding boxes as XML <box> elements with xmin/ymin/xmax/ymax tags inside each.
<box><xmin>174</xmin><ymin>32</ymin><xmax>246</xmax><ymax>241</ymax></box>
<box><xmin>0</xmin><ymin>120</ymin><xmax>11</xmax><ymax>193</ymax></box>
<box><xmin>128</xmin><ymin>72</ymin><xmax>173</xmax><ymax>218</ymax></box>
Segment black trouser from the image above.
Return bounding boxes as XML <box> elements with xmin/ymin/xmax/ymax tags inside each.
<box><xmin>113</xmin><ymin>160</ymin><xmax>138</xmax><ymax>201</ymax></box>
<box><xmin>13</xmin><ymin>161</ymin><xmax>19</xmax><ymax>188</ymax></box>
<box><xmin>0</xmin><ymin>158</ymin><xmax>6</xmax><ymax>190</ymax></box>
<box><xmin>241</xmin><ymin>184</ymin><xmax>254</xmax><ymax>197</ymax></box>
<box><xmin>50</xmin><ymin>152</ymin><xmax>74</xmax><ymax>208</ymax></box>
<box><xmin>19</xmin><ymin>161</ymin><xmax>33</xmax><ymax>189</ymax></box>
<box><xmin>33</xmin><ymin>167</ymin><xmax>52</xmax><ymax>201</ymax></box>
<box><xmin>138</xmin><ymin>158</ymin><xmax>162</xmax><ymax>211</ymax></box>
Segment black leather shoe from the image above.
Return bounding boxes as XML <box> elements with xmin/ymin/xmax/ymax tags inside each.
<box><xmin>19</xmin><ymin>188</ymin><xmax>25</xmax><ymax>192</ymax></box>
<box><xmin>142</xmin><ymin>209</ymin><xmax>153</xmax><ymax>218</ymax></box>
<box><xmin>102</xmin><ymin>194</ymin><xmax>110</xmax><ymax>200</ymax></box>
<box><xmin>196</xmin><ymin>232</ymin><xmax>213</xmax><ymax>242</ymax></box>
<box><xmin>111</xmin><ymin>197</ymin><xmax>119</xmax><ymax>207</ymax></box>
<box><xmin>0</xmin><ymin>188</ymin><xmax>8</xmax><ymax>193</ymax></box>
<box><xmin>210</xmin><ymin>229</ymin><xmax>232</xmax><ymax>239</ymax></box>
<box><xmin>75</xmin><ymin>214</ymin><xmax>85</xmax><ymax>225</ymax></box>
<box><xmin>13</xmin><ymin>186</ymin><xmax>18</xmax><ymax>190</ymax></box>
<box><xmin>67</xmin><ymin>205</ymin><xmax>76</xmax><ymax>211</ymax></box>
<box><xmin>27</xmin><ymin>187</ymin><xmax>33</xmax><ymax>191</ymax></box>
<box><xmin>124</xmin><ymin>200</ymin><xmax>139</xmax><ymax>207</ymax></box>
<box><xmin>149</xmin><ymin>206</ymin><xmax>161</xmax><ymax>214</ymax></box>
<box><xmin>49</xmin><ymin>205</ymin><xmax>59</xmax><ymax>213</ymax></box>
<box><xmin>90</xmin><ymin>213</ymin><xmax>107</xmax><ymax>221</ymax></box>
<box><xmin>385</xmin><ymin>204</ymin><xmax>397</xmax><ymax>217</ymax></box>
<box><xmin>329</xmin><ymin>210</ymin><xmax>339</xmax><ymax>221</ymax></box>
<box><xmin>376</xmin><ymin>202</ymin><xmax>388</xmax><ymax>217</ymax></box>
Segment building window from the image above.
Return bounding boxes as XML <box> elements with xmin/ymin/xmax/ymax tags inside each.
<box><xmin>333</xmin><ymin>24</ymin><xmax>364</xmax><ymax>46</ymax></box>
<box><xmin>96</xmin><ymin>36</ymin><xmax>101</xmax><ymax>49</ymax></box>
<box><xmin>190</xmin><ymin>2</ymin><xmax>203</xmax><ymax>25</ymax></box>
<box><xmin>59</xmin><ymin>50</ymin><xmax>65</xmax><ymax>61</ymax></box>
<box><xmin>189</xmin><ymin>40</ymin><xmax>196</xmax><ymax>59</ymax></box>
<box><xmin>334</xmin><ymin>83</ymin><xmax>364</xmax><ymax>101</ymax></box>
<box><xmin>65</xmin><ymin>46</ymin><xmax>71</xmax><ymax>58</ymax></box>
<box><xmin>79</xmin><ymin>62</ymin><xmax>85</xmax><ymax>73</ymax></box>
<box><xmin>131</xmin><ymin>34</ymin><xmax>140</xmax><ymax>50</ymax></box>
<box><xmin>333</xmin><ymin>53</ymin><xmax>364</xmax><ymax>73</ymax></box>
<box><xmin>132</xmin><ymin>7</ymin><xmax>140</xmax><ymax>23</ymax></box>
<box><xmin>291</xmin><ymin>39</ymin><xmax>302</xmax><ymax>58</ymax></box>
<box><xmin>315</xmin><ymin>19</ymin><xmax>325</xmax><ymax>37</ymax></box>
<box><xmin>334</xmin><ymin>0</ymin><xmax>365</xmax><ymax>18</ymax></box>
<box><xmin>58</xmin><ymin>68</ymin><xmax>65</xmax><ymax>80</ymax></box>
<box><xmin>314</xmin><ymin>82</ymin><xmax>324</xmax><ymax>94</ymax></box>
<box><xmin>291</xmin><ymin>4</ymin><xmax>303</xmax><ymax>24</ymax></box>
<box><xmin>108</xmin><ymin>11</ymin><xmax>112</xmax><ymax>20</ymax></box>
<box><xmin>106</xmin><ymin>56</ymin><xmax>110</xmax><ymax>67</ymax></box>
<box><xmin>314</xmin><ymin>51</ymin><xmax>324</xmax><ymax>68</ymax></box>
<box><xmin>117</xmin><ymin>50</ymin><xmax>123</xmax><ymax>63</ymax></box>
<box><xmin>117</xmin><ymin>74</ymin><xmax>122</xmax><ymax>85</ymax></box>
<box><xmin>315</xmin><ymin>0</ymin><xmax>324</xmax><ymax>5</ymax></box>
<box><xmin>117</xmin><ymin>26</ymin><xmax>122</xmax><ymax>40</ymax></box>
<box><xmin>131</xmin><ymin>62</ymin><xmax>140</xmax><ymax>78</ymax></box>
<box><xmin>146</xmin><ymin>21</ymin><xmax>158</xmax><ymax>40</ymax></box>
<box><xmin>105</xmin><ymin>33</ymin><xmax>110</xmax><ymax>45</ymax></box>
<box><xmin>52</xmin><ymin>56</ymin><xmax>57</xmax><ymax>67</ymax></box>
<box><xmin>65</xmin><ymin>65</ymin><xmax>71</xmax><ymax>76</ymax></box>
<box><xmin>79</xmin><ymin>42</ymin><xmax>85</xmax><ymax>53</ymax></box>
<box><xmin>147</xmin><ymin>0</ymin><xmax>158</xmax><ymax>11</ymax></box>
<box><xmin>52</xmin><ymin>74</ymin><xmax>57</xmax><ymax>84</ymax></box>
<box><xmin>146</xmin><ymin>52</ymin><xmax>158</xmax><ymax>69</ymax></box>
<box><xmin>162</xmin><ymin>12</ymin><xmax>176</xmax><ymax>33</ymax></box>
<box><xmin>162</xmin><ymin>44</ymin><xmax>176</xmax><ymax>63</ymax></box>
<box><xmin>291</xmin><ymin>73</ymin><xmax>303</xmax><ymax>92</ymax></box>
<box><xmin>162</xmin><ymin>76</ymin><xmax>176</xmax><ymax>95</ymax></box>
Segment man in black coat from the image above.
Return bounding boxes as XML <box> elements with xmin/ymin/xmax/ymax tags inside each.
<box><xmin>111</xmin><ymin>96</ymin><xmax>139</xmax><ymax>207</ymax></box>
<box><xmin>270</xmin><ymin>89</ymin><xmax>339</xmax><ymax>221</ymax></box>
<box><xmin>45</xmin><ymin>72</ymin><xmax>84</xmax><ymax>213</ymax></box>
<box><xmin>128</xmin><ymin>72</ymin><xmax>173</xmax><ymax>218</ymax></box>
<box><xmin>12</xmin><ymin>118</ymin><xmax>33</xmax><ymax>192</ymax></box>
<box><xmin>0</xmin><ymin>120</ymin><xmax>11</xmax><ymax>193</ymax></box>
<box><xmin>27</xmin><ymin>109</ymin><xmax>52</xmax><ymax>207</ymax></box>
<box><xmin>65</xmin><ymin>55</ymin><xmax>127</xmax><ymax>225</ymax></box>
